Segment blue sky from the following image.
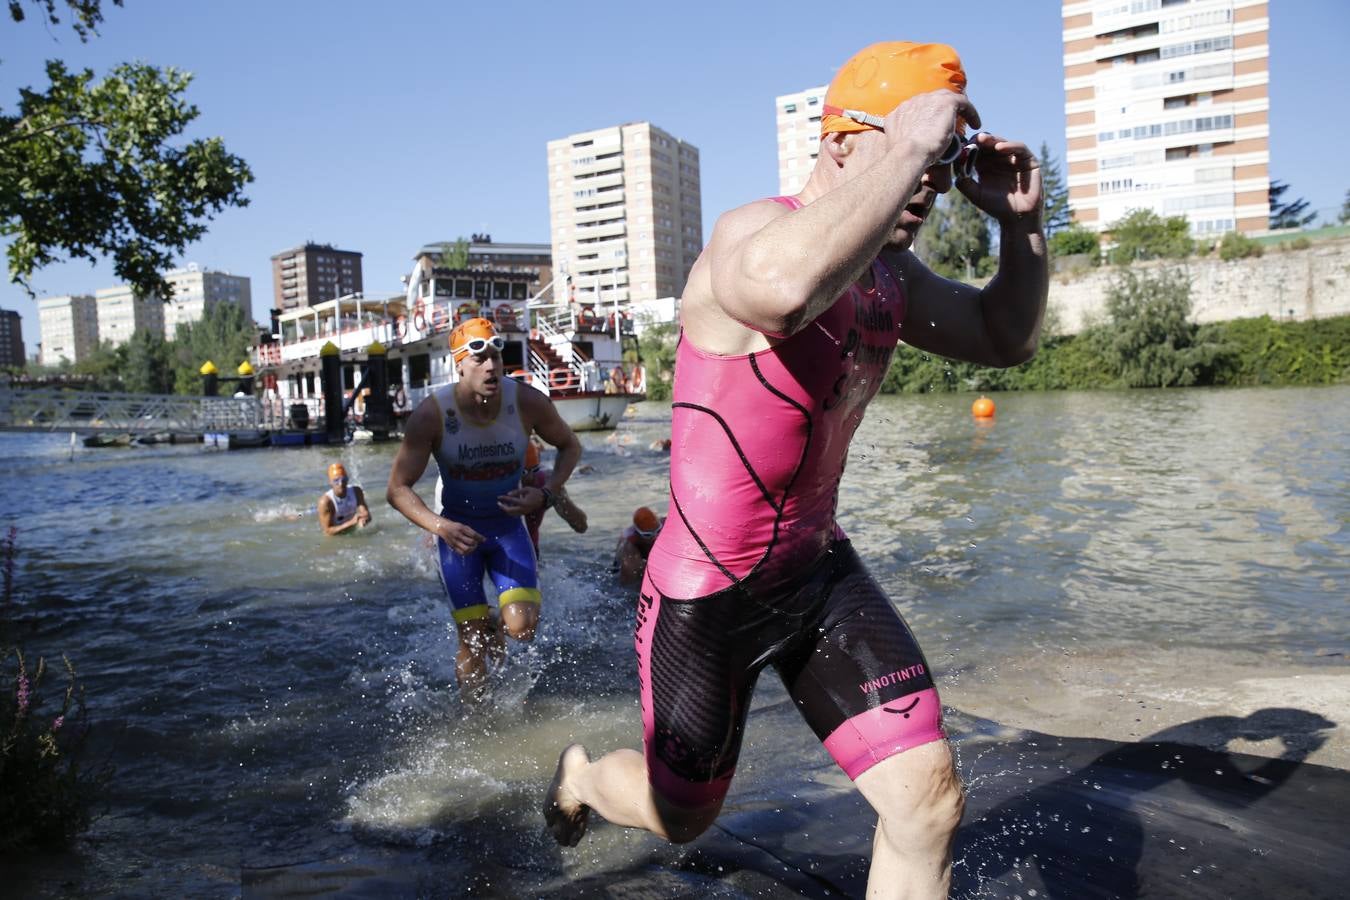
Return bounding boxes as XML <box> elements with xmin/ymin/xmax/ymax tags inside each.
<box><xmin>3</xmin><ymin>0</ymin><xmax>1346</xmax><ymax>337</ymax></box>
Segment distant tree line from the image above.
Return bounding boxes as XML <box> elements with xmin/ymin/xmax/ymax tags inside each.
<box><xmin>23</xmin><ymin>300</ymin><xmax>259</xmax><ymax>394</ymax></box>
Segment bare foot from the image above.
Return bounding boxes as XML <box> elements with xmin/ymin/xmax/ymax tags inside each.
<box><xmin>544</xmin><ymin>744</ymin><xmax>591</xmax><ymax>846</ymax></box>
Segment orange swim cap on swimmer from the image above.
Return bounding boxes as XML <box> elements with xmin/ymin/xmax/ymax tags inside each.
<box><xmin>633</xmin><ymin>506</ymin><xmax>660</xmax><ymax>537</ymax></box>
<box><xmin>449</xmin><ymin>317</ymin><xmax>500</xmax><ymax>364</ymax></box>
<box><xmin>820</xmin><ymin>41</ymin><xmax>966</xmax><ymax>138</ymax></box>
<box><xmin>524</xmin><ymin>441</ymin><xmax>541</xmax><ymax>470</ymax></box>
<box><xmin>327</xmin><ymin>462</ymin><xmax>347</xmax><ymax>481</ymax></box>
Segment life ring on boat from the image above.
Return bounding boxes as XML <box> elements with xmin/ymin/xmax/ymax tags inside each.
<box><xmin>394</xmin><ymin>315</ymin><xmax>408</xmax><ymax>340</ymax></box>
<box><xmin>549</xmin><ymin>368</ymin><xmax>577</xmax><ymax>390</ymax></box>
<box><xmin>577</xmin><ymin>306</ymin><xmax>598</xmax><ymax>329</ymax></box>
<box><xmin>431</xmin><ymin>305</ymin><xmax>449</xmax><ymax>332</ymax></box>
<box><xmin>508</xmin><ymin>368</ymin><xmax>533</xmax><ymax>385</ymax></box>
<box><xmin>412</xmin><ymin>300</ymin><xmax>427</xmax><ymax>332</ymax></box>
<box><xmin>494</xmin><ymin>304</ymin><xmax>518</xmax><ymax>330</ymax></box>
<box><xmin>393</xmin><ymin>386</ymin><xmax>408</xmax><ymax>410</ymax></box>
<box><xmin>457</xmin><ymin>302</ymin><xmax>478</xmax><ymax>323</ymax></box>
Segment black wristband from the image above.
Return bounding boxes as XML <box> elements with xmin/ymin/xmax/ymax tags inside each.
<box><xmin>539</xmin><ymin>487</ymin><xmax>555</xmax><ymax>510</ymax></box>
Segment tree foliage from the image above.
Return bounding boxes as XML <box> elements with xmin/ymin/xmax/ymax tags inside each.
<box><xmin>1101</xmin><ymin>267</ymin><xmax>1229</xmax><ymax>387</ymax></box>
<box><xmin>1</xmin><ymin>61</ymin><xmax>253</xmax><ymax>299</ymax></box>
<box><xmin>169</xmin><ymin>300</ymin><xmax>256</xmax><ymax>394</ymax></box>
<box><xmin>635</xmin><ymin>321</ymin><xmax>678</xmax><ymax>401</ymax></box>
<box><xmin>122</xmin><ymin>327</ymin><xmax>174</xmax><ymax>394</ymax></box>
<box><xmin>1217</xmin><ymin>230</ymin><xmax>1263</xmax><ymax>261</ymax></box>
<box><xmin>1268</xmin><ymin>179</ymin><xmax>1316</xmax><ymax>230</ymax></box>
<box><xmin>1048</xmin><ymin>224</ymin><xmax>1100</xmax><ymax>258</ymax></box>
<box><xmin>1105</xmin><ymin>208</ymin><xmax>1193</xmax><ymax>265</ymax></box>
<box><xmin>437</xmin><ymin>237</ymin><xmax>470</xmax><ymax>269</ymax></box>
<box><xmin>915</xmin><ymin>190</ymin><xmax>993</xmax><ymax>280</ymax></box>
<box><xmin>5</xmin><ymin>0</ymin><xmax>120</xmax><ymax>42</ymax></box>
<box><xmin>1039</xmin><ymin>141</ymin><xmax>1071</xmax><ymax>237</ymax></box>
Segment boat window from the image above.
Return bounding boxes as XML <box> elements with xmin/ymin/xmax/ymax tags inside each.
<box><xmin>408</xmin><ymin>354</ymin><xmax>431</xmax><ymax>388</ymax></box>
<box><xmin>475</xmin><ymin>280</ymin><xmax>490</xmax><ymax>300</ymax></box>
<box><xmin>502</xmin><ymin>341</ymin><xmax>524</xmax><ymax>369</ymax></box>
<box><xmin>511</xmin><ymin>282</ymin><xmax>528</xmax><ymax>300</ymax></box>
<box><xmin>454</xmin><ymin>279</ymin><xmax>473</xmax><ymax>299</ymax></box>
<box><xmin>342</xmin><ymin>365</ymin><xmax>355</xmax><ymax>391</ymax></box>
<box><xmin>493</xmin><ymin>281</ymin><xmax>510</xmax><ymax>300</ymax></box>
<box><xmin>434</xmin><ymin>278</ymin><xmax>454</xmax><ymax>297</ymax></box>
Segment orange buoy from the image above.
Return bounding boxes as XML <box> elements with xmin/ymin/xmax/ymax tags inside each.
<box><xmin>971</xmin><ymin>396</ymin><xmax>996</xmax><ymax>418</ymax></box>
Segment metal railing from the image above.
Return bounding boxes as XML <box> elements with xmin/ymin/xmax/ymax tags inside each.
<box><xmin>0</xmin><ymin>385</ymin><xmax>263</xmax><ymax>434</ymax></box>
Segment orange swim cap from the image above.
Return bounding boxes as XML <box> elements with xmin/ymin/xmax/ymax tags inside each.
<box><xmin>327</xmin><ymin>462</ymin><xmax>347</xmax><ymax>481</ymax></box>
<box><xmin>524</xmin><ymin>441</ymin><xmax>541</xmax><ymax>470</ymax></box>
<box><xmin>633</xmin><ymin>506</ymin><xmax>660</xmax><ymax>536</ymax></box>
<box><xmin>449</xmin><ymin>317</ymin><xmax>500</xmax><ymax>364</ymax></box>
<box><xmin>820</xmin><ymin>42</ymin><xmax>966</xmax><ymax>137</ymax></box>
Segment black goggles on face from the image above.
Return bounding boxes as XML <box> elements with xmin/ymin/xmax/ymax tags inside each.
<box><xmin>453</xmin><ymin>335</ymin><xmax>505</xmax><ymax>356</ymax></box>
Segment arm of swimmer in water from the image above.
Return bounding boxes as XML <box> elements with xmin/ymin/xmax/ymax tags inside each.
<box><xmin>352</xmin><ymin>485</ymin><xmax>372</xmax><ymax>525</ymax></box>
<box><xmin>528</xmin><ymin>392</ymin><xmax>582</xmax><ymax>496</ymax></box>
<box><xmin>704</xmin><ymin>90</ymin><xmax>980</xmax><ymax>340</ymax></box>
<box><xmin>386</xmin><ymin>399</ymin><xmax>484</xmax><ymax>553</ymax></box>
<box><xmin>552</xmin><ymin>487</ymin><xmax>588</xmax><ymax>533</ymax></box>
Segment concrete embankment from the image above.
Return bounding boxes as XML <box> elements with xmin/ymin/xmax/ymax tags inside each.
<box><xmin>1049</xmin><ymin>236</ymin><xmax>1350</xmax><ymax>334</ymax></box>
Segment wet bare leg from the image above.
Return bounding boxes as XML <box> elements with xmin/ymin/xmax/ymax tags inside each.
<box><xmin>454</xmin><ymin>617</ymin><xmax>498</xmax><ymax>703</ymax></box>
<box><xmin>544</xmin><ymin>746</ymin><xmax>721</xmax><ymax>846</ymax></box>
<box><xmin>853</xmin><ymin>740</ymin><xmax>965</xmax><ymax>900</ymax></box>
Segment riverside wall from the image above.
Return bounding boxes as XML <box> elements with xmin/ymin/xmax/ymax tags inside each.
<box><xmin>1048</xmin><ymin>236</ymin><xmax>1350</xmax><ymax>335</ymax></box>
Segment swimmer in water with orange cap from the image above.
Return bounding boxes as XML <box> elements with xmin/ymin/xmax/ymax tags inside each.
<box><xmin>521</xmin><ymin>438</ymin><xmax>588</xmax><ymax>558</ymax></box>
<box><xmin>386</xmin><ymin>317</ymin><xmax>583</xmax><ymax>703</ymax></box>
<box><xmin>612</xmin><ymin>506</ymin><xmax>664</xmax><ymax>587</ymax></box>
<box><xmin>318</xmin><ymin>462</ymin><xmax>371</xmax><ymax>535</ymax></box>
<box><xmin>545</xmin><ymin>41</ymin><xmax>1047</xmax><ymax>898</ymax></box>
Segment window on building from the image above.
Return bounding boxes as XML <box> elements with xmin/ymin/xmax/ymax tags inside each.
<box><xmin>784</xmin><ymin>103</ymin><xmax>797</xmax><ymax>113</ymax></box>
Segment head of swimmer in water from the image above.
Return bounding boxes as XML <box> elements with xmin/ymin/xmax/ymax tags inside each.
<box><xmin>632</xmin><ymin>506</ymin><xmax>661</xmax><ymax>543</ymax></box>
<box><xmin>816</xmin><ymin>41</ymin><xmax>971</xmax><ymax>251</ymax></box>
<box><xmin>328</xmin><ymin>462</ymin><xmax>349</xmax><ymax>497</ymax></box>
<box><xmin>450</xmin><ymin>318</ymin><xmax>504</xmax><ymax>399</ymax></box>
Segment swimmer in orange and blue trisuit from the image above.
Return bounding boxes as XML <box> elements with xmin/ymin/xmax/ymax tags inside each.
<box><xmin>386</xmin><ymin>318</ymin><xmax>583</xmax><ymax>702</ymax></box>
<box><xmin>545</xmin><ymin>40</ymin><xmax>1047</xmax><ymax>898</ymax></box>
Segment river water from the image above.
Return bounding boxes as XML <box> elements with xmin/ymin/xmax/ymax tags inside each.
<box><xmin>1</xmin><ymin>386</ymin><xmax>1346</xmax><ymax>896</ymax></box>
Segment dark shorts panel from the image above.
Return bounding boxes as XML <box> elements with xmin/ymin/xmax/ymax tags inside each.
<box><xmin>635</xmin><ymin>540</ymin><xmax>943</xmax><ymax>809</ymax></box>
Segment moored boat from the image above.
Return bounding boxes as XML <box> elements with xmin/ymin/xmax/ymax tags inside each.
<box><xmin>252</xmin><ymin>258</ymin><xmax>647</xmax><ymax>433</ymax></box>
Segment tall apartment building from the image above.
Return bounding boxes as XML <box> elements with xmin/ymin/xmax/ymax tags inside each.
<box><xmin>162</xmin><ymin>264</ymin><xmax>253</xmax><ymax>338</ymax></box>
<box><xmin>95</xmin><ymin>284</ymin><xmax>165</xmax><ymax>348</ymax></box>
<box><xmin>37</xmin><ymin>294</ymin><xmax>98</xmax><ymax>365</ymax></box>
<box><xmin>547</xmin><ymin>122</ymin><xmax>702</xmax><ymax>306</ymax></box>
<box><xmin>1062</xmin><ymin>0</ymin><xmax>1271</xmax><ymax>236</ymax></box>
<box><xmin>270</xmin><ymin>243</ymin><xmax>363</xmax><ymax>311</ymax></box>
<box><xmin>776</xmin><ymin>85</ymin><xmax>828</xmax><ymax>196</ymax></box>
<box><xmin>0</xmin><ymin>308</ymin><xmax>25</xmax><ymax>368</ymax></box>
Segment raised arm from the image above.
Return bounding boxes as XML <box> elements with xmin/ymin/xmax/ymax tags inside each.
<box><xmin>893</xmin><ymin>134</ymin><xmax>1047</xmax><ymax>368</ymax></box>
<box><xmin>697</xmin><ymin>90</ymin><xmax>979</xmax><ymax>346</ymax></box>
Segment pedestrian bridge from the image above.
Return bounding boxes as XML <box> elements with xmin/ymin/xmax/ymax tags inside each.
<box><xmin>0</xmin><ymin>383</ymin><xmax>263</xmax><ymax>435</ymax></box>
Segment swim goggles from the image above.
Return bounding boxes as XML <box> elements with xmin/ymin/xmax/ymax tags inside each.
<box><xmin>822</xmin><ymin>105</ymin><xmax>984</xmax><ymax>179</ymax></box>
<box><xmin>452</xmin><ymin>335</ymin><xmax>506</xmax><ymax>356</ymax></box>
<box><xmin>634</xmin><ymin>522</ymin><xmax>661</xmax><ymax>538</ymax></box>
